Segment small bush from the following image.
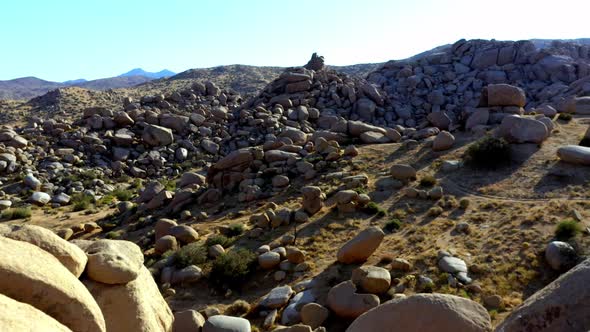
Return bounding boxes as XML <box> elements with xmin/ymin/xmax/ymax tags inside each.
<box><xmin>427</xmin><ymin>206</ymin><xmax>443</xmax><ymax>217</ymax></box>
<box><xmin>113</xmin><ymin>189</ymin><xmax>134</xmax><ymax>202</ymax></box>
<box><xmin>106</xmin><ymin>230</ymin><xmax>123</xmax><ymax>239</ymax></box>
<box><xmin>558</xmin><ymin>113</ymin><xmax>572</xmax><ymax>122</ymax></box>
<box><xmin>419</xmin><ymin>175</ymin><xmax>437</xmax><ymax>188</ymax></box>
<box><xmin>384</xmin><ymin>219</ymin><xmax>403</xmax><ymax>233</ymax></box>
<box><xmin>225</xmin><ymin>300</ymin><xmax>251</xmax><ymax>317</ymax></box>
<box><xmin>227</xmin><ymin>223</ymin><xmax>245</xmax><ymax>237</ymax></box>
<box><xmin>210</xmin><ymin>248</ymin><xmax>257</xmax><ymax>287</ymax></box>
<box><xmin>1</xmin><ymin>207</ymin><xmax>32</xmax><ymax>220</ymax></box>
<box><xmin>363</xmin><ymin>202</ymin><xmax>387</xmax><ymax>217</ymax></box>
<box><xmin>555</xmin><ymin>219</ymin><xmax>581</xmax><ymax>240</ymax></box>
<box><xmin>206</xmin><ymin>234</ymin><xmax>233</xmax><ymax>248</ymax></box>
<box><xmin>464</xmin><ymin>136</ymin><xmax>511</xmax><ymax>169</ymax></box>
<box><xmin>71</xmin><ymin>193</ymin><xmax>94</xmax><ymax>212</ymax></box>
<box><xmin>172</xmin><ymin>243</ymin><xmax>208</xmax><ymax>268</ymax></box>
<box><xmin>459</xmin><ymin>198</ymin><xmax>470</xmax><ymax>209</ymax></box>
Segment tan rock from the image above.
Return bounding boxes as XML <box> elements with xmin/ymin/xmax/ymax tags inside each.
<box><xmin>300</xmin><ymin>303</ymin><xmax>329</xmax><ymax>329</ymax></box>
<box><xmin>351</xmin><ymin>265</ymin><xmax>391</xmax><ymax>294</ymax></box>
<box><xmin>487</xmin><ymin>83</ymin><xmax>526</xmax><ymax>107</ymax></box>
<box><xmin>347</xmin><ymin>294</ymin><xmax>491</xmax><ymax>332</ymax></box>
<box><xmin>85</xmin><ymin>239</ymin><xmax>144</xmax><ymax>284</ymax></box>
<box><xmin>5</xmin><ymin>225</ymin><xmax>87</xmax><ymax>277</ymax></box>
<box><xmin>0</xmin><ymin>293</ymin><xmax>72</xmax><ymax>332</ymax></box>
<box><xmin>327</xmin><ymin>281</ymin><xmax>380</xmax><ymax>319</ymax></box>
<box><xmin>173</xmin><ymin>310</ymin><xmax>206</xmax><ymax>332</ymax></box>
<box><xmin>0</xmin><ymin>237</ymin><xmax>106</xmax><ymax>332</ymax></box>
<box><xmin>337</xmin><ymin>226</ymin><xmax>385</xmax><ymax>264</ymax></box>
<box><xmin>84</xmin><ymin>266</ymin><xmax>174</xmax><ymax>332</ymax></box>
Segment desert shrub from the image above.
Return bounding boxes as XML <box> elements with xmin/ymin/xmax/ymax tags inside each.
<box><xmin>363</xmin><ymin>202</ymin><xmax>387</xmax><ymax>217</ymax></box>
<box><xmin>105</xmin><ymin>230</ymin><xmax>123</xmax><ymax>239</ymax></box>
<box><xmin>558</xmin><ymin>113</ymin><xmax>572</xmax><ymax>121</ymax></box>
<box><xmin>464</xmin><ymin>136</ymin><xmax>511</xmax><ymax>169</ymax></box>
<box><xmin>384</xmin><ymin>218</ymin><xmax>403</xmax><ymax>233</ymax></box>
<box><xmin>71</xmin><ymin>193</ymin><xmax>94</xmax><ymax>212</ymax></box>
<box><xmin>206</xmin><ymin>234</ymin><xmax>233</xmax><ymax>248</ymax></box>
<box><xmin>113</xmin><ymin>189</ymin><xmax>134</xmax><ymax>201</ymax></box>
<box><xmin>427</xmin><ymin>206</ymin><xmax>443</xmax><ymax>217</ymax></box>
<box><xmin>459</xmin><ymin>198</ymin><xmax>471</xmax><ymax>209</ymax></box>
<box><xmin>210</xmin><ymin>248</ymin><xmax>257</xmax><ymax>287</ymax></box>
<box><xmin>419</xmin><ymin>175</ymin><xmax>437</xmax><ymax>187</ymax></box>
<box><xmin>353</xmin><ymin>187</ymin><xmax>368</xmax><ymax>195</ymax></box>
<box><xmin>555</xmin><ymin>219</ymin><xmax>581</xmax><ymax>240</ymax></box>
<box><xmin>224</xmin><ymin>299</ymin><xmax>251</xmax><ymax>317</ymax></box>
<box><xmin>227</xmin><ymin>223</ymin><xmax>245</xmax><ymax>237</ymax></box>
<box><xmin>172</xmin><ymin>243</ymin><xmax>208</xmax><ymax>268</ymax></box>
<box><xmin>1</xmin><ymin>207</ymin><xmax>32</xmax><ymax>220</ymax></box>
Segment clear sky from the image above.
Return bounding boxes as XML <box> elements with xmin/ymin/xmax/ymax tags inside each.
<box><xmin>1</xmin><ymin>0</ymin><xmax>588</xmax><ymax>82</ymax></box>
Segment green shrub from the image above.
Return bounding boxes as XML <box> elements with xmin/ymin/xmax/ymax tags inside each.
<box><xmin>113</xmin><ymin>189</ymin><xmax>134</xmax><ymax>201</ymax></box>
<box><xmin>227</xmin><ymin>223</ymin><xmax>245</xmax><ymax>237</ymax></box>
<box><xmin>555</xmin><ymin>219</ymin><xmax>581</xmax><ymax>240</ymax></box>
<box><xmin>384</xmin><ymin>219</ymin><xmax>402</xmax><ymax>233</ymax></box>
<box><xmin>464</xmin><ymin>136</ymin><xmax>511</xmax><ymax>169</ymax></box>
<box><xmin>206</xmin><ymin>234</ymin><xmax>233</xmax><ymax>248</ymax></box>
<box><xmin>224</xmin><ymin>300</ymin><xmax>251</xmax><ymax>317</ymax></box>
<box><xmin>172</xmin><ymin>243</ymin><xmax>208</xmax><ymax>268</ymax></box>
<box><xmin>427</xmin><ymin>206</ymin><xmax>443</xmax><ymax>217</ymax></box>
<box><xmin>558</xmin><ymin>113</ymin><xmax>572</xmax><ymax>121</ymax></box>
<box><xmin>106</xmin><ymin>230</ymin><xmax>123</xmax><ymax>239</ymax></box>
<box><xmin>210</xmin><ymin>248</ymin><xmax>256</xmax><ymax>287</ymax></box>
<box><xmin>363</xmin><ymin>202</ymin><xmax>387</xmax><ymax>217</ymax></box>
<box><xmin>71</xmin><ymin>193</ymin><xmax>94</xmax><ymax>212</ymax></box>
<box><xmin>459</xmin><ymin>198</ymin><xmax>470</xmax><ymax>209</ymax></box>
<box><xmin>419</xmin><ymin>175</ymin><xmax>437</xmax><ymax>187</ymax></box>
<box><xmin>1</xmin><ymin>207</ymin><xmax>32</xmax><ymax>220</ymax></box>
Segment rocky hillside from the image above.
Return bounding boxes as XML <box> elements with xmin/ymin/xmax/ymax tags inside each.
<box><xmin>2</xmin><ymin>40</ymin><xmax>590</xmax><ymax>331</ymax></box>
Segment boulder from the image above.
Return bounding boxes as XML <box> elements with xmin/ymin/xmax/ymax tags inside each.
<box><xmin>389</xmin><ymin>164</ymin><xmax>416</xmax><ymax>181</ymax></box>
<box><xmin>5</xmin><ymin>225</ymin><xmax>87</xmax><ymax>277</ymax></box>
<box><xmin>84</xmin><ymin>266</ymin><xmax>173</xmax><ymax>332</ymax></box>
<box><xmin>500</xmin><ymin>117</ymin><xmax>548</xmax><ymax>144</ymax></box>
<box><xmin>0</xmin><ymin>237</ymin><xmax>106</xmax><ymax>332</ymax></box>
<box><xmin>466</xmin><ymin>109</ymin><xmax>489</xmax><ymax>131</ymax></box>
<box><xmin>351</xmin><ymin>265</ymin><xmax>391</xmax><ymax>294</ymax></box>
<box><xmin>427</xmin><ymin>112</ymin><xmax>451</xmax><ymax>130</ymax></box>
<box><xmin>173</xmin><ymin>310</ymin><xmax>206</xmax><ymax>332</ymax></box>
<box><xmin>327</xmin><ymin>281</ymin><xmax>380</xmax><ymax>319</ymax></box>
<box><xmin>31</xmin><ymin>191</ymin><xmax>51</xmax><ymax>205</ymax></box>
<box><xmin>155</xmin><ymin>218</ymin><xmax>178</xmax><ymax>240</ymax></box>
<box><xmin>300</xmin><ymin>303</ymin><xmax>329</xmax><ymax>329</ymax></box>
<box><xmin>487</xmin><ymin>84</ymin><xmax>526</xmax><ymax>107</ymax></box>
<box><xmin>84</xmin><ymin>239</ymin><xmax>144</xmax><ymax>284</ymax></box>
<box><xmin>259</xmin><ymin>251</ymin><xmax>281</xmax><ymax>269</ymax></box>
<box><xmin>142</xmin><ymin>124</ymin><xmax>174</xmax><ymax>146</ymax></box>
<box><xmin>432</xmin><ymin>131</ymin><xmax>455</xmax><ymax>151</ymax></box>
<box><xmin>564</xmin><ymin>96</ymin><xmax>590</xmax><ymax>114</ymax></box>
<box><xmin>557</xmin><ymin>145</ymin><xmax>590</xmax><ymax>165</ymax></box>
<box><xmin>169</xmin><ymin>225</ymin><xmax>199</xmax><ymax>244</ymax></box>
<box><xmin>496</xmin><ymin>258</ymin><xmax>590</xmax><ymax>331</ymax></box>
<box><xmin>545</xmin><ymin>241</ymin><xmax>577</xmax><ymax>271</ymax></box>
<box><xmin>261</xmin><ymin>285</ymin><xmax>295</xmax><ymax>309</ymax></box>
<box><xmin>203</xmin><ymin>315</ymin><xmax>251</xmax><ymax>332</ymax></box>
<box><xmin>337</xmin><ymin>226</ymin><xmax>385</xmax><ymax>264</ymax></box>
<box><xmin>0</xmin><ymin>293</ymin><xmax>72</xmax><ymax>332</ymax></box>
<box><xmin>347</xmin><ymin>294</ymin><xmax>491</xmax><ymax>332</ymax></box>
<box><xmin>301</xmin><ymin>186</ymin><xmax>323</xmax><ymax>216</ymax></box>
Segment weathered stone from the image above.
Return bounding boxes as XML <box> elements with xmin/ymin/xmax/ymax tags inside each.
<box><xmin>337</xmin><ymin>227</ymin><xmax>385</xmax><ymax>264</ymax></box>
<box><xmin>6</xmin><ymin>225</ymin><xmax>87</xmax><ymax>277</ymax></box>
<box><xmin>347</xmin><ymin>294</ymin><xmax>491</xmax><ymax>332</ymax></box>
<box><xmin>85</xmin><ymin>240</ymin><xmax>144</xmax><ymax>284</ymax></box>
<box><xmin>0</xmin><ymin>237</ymin><xmax>106</xmax><ymax>332</ymax></box>
<box><xmin>327</xmin><ymin>281</ymin><xmax>380</xmax><ymax>319</ymax></box>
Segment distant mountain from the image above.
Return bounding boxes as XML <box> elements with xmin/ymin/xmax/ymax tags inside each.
<box><xmin>63</xmin><ymin>79</ymin><xmax>88</xmax><ymax>85</ymax></box>
<box><xmin>0</xmin><ymin>77</ymin><xmax>64</xmax><ymax>100</ymax></box>
<box><xmin>119</xmin><ymin>68</ymin><xmax>176</xmax><ymax>79</ymax></box>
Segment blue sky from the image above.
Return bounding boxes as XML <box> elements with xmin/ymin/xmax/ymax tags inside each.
<box><xmin>1</xmin><ymin>0</ymin><xmax>588</xmax><ymax>81</ymax></box>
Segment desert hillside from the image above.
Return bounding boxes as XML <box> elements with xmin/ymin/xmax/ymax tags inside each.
<box><xmin>2</xmin><ymin>39</ymin><xmax>590</xmax><ymax>332</ymax></box>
